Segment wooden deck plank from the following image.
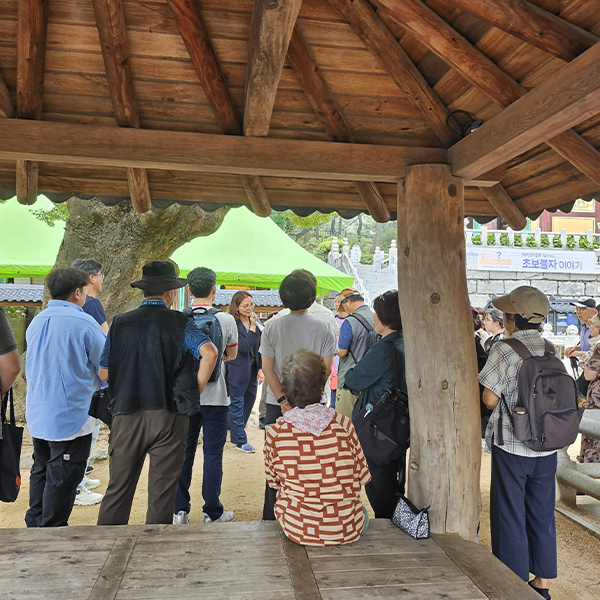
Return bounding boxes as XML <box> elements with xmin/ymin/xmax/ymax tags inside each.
<box><xmin>320</xmin><ymin>582</ymin><xmax>487</xmax><ymax>600</ymax></box>
<box><xmin>281</xmin><ymin>532</ymin><xmax>323</xmax><ymax>600</ymax></box>
<box><xmin>88</xmin><ymin>537</ymin><xmax>137</xmax><ymax>600</ymax></box>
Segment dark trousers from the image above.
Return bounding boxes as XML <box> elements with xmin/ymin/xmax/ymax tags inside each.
<box><xmin>174</xmin><ymin>406</ymin><xmax>229</xmax><ymax>521</ymax></box>
<box><xmin>263</xmin><ymin>403</ymin><xmax>283</xmax><ymax>520</ymax></box>
<box><xmin>97</xmin><ymin>411</ymin><xmax>188</xmax><ymax>526</ymax></box>
<box><xmin>228</xmin><ymin>365</ymin><xmax>258</xmax><ymax>445</ymax></box>
<box><xmin>490</xmin><ymin>446</ymin><xmax>558</xmax><ymax>581</ymax></box>
<box><xmin>26</xmin><ymin>434</ymin><xmax>92</xmax><ymax>528</ymax></box>
<box><xmin>364</xmin><ymin>452</ymin><xmax>406</xmax><ymax>519</ymax></box>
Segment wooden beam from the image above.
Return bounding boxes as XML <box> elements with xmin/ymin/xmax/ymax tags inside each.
<box><xmin>398</xmin><ymin>164</ymin><xmax>480</xmax><ymax>539</ymax></box>
<box><xmin>244</xmin><ymin>0</ymin><xmax>303</xmax><ymax>137</ymax></box>
<box><xmin>377</xmin><ymin>0</ymin><xmax>600</xmax><ymax>190</ymax></box>
<box><xmin>16</xmin><ymin>0</ymin><xmax>48</xmax><ymax>206</ymax></box>
<box><xmin>480</xmin><ymin>184</ymin><xmax>527</xmax><ymax>230</ymax></box>
<box><xmin>449</xmin><ymin>41</ymin><xmax>600</xmax><ymax>181</ymax></box>
<box><xmin>449</xmin><ymin>0</ymin><xmax>598</xmax><ymax>62</ymax></box>
<box><xmin>166</xmin><ymin>0</ymin><xmax>272</xmax><ymax>217</ymax></box>
<box><xmin>92</xmin><ymin>0</ymin><xmax>152</xmax><ymax>213</ymax></box>
<box><xmin>287</xmin><ymin>24</ymin><xmax>390</xmax><ymax>223</ymax></box>
<box><xmin>465</xmin><ymin>165</ymin><xmax>507</xmax><ymax>188</ymax></box>
<box><xmin>0</xmin><ymin>119</ymin><xmax>448</xmax><ymax>182</ymax></box>
<box><xmin>0</xmin><ymin>72</ymin><xmax>14</xmax><ymax>118</ymax></box>
<box><xmin>515</xmin><ymin>176</ymin><xmax>599</xmax><ymax>215</ymax></box>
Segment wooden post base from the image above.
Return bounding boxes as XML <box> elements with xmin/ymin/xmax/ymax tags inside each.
<box><xmin>397</xmin><ymin>163</ymin><xmax>481</xmax><ymax>540</ymax></box>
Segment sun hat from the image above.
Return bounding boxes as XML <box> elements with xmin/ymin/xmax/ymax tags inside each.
<box><xmin>491</xmin><ymin>286</ymin><xmax>550</xmax><ymax>324</ymax></box>
<box><xmin>130</xmin><ymin>260</ymin><xmax>187</xmax><ymax>294</ymax></box>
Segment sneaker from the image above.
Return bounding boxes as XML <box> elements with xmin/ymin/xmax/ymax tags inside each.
<box><xmin>83</xmin><ymin>476</ymin><xmax>100</xmax><ymax>491</ymax></box>
<box><xmin>85</xmin><ymin>466</ymin><xmax>93</xmax><ymax>474</ymax></box>
<box><xmin>259</xmin><ymin>417</ymin><xmax>265</xmax><ymax>430</ymax></box>
<box><xmin>203</xmin><ymin>510</ymin><xmax>235</xmax><ymax>523</ymax></box>
<box><xmin>74</xmin><ymin>487</ymin><xmax>103</xmax><ymax>506</ymax></box>
<box><xmin>173</xmin><ymin>510</ymin><xmax>189</xmax><ymax>525</ymax></box>
<box><xmin>235</xmin><ymin>443</ymin><xmax>255</xmax><ymax>453</ymax></box>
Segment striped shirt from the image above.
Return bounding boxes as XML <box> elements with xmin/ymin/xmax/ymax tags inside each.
<box><xmin>479</xmin><ymin>330</ymin><xmax>556</xmax><ymax>458</ymax></box>
<box><xmin>264</xmin><ymin>412</ymin><xmax>371</xmax><ymax>546</ymax></box>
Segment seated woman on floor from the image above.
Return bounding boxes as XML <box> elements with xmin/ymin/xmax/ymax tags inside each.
<box><xmin>263</xmin><ymin>349</ymin><xmax>371</xmax><ymax>546</ymax></box>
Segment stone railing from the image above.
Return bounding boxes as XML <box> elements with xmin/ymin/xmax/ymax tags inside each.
<box><xmin>328</xmin><ymin>238</ymin><xmax>372</xmax><ymax>304</ymax></box>
<box><xmin>465</xmin><ymin>226</ymin><xmax>600</xmax><ymax>250</ymax></box>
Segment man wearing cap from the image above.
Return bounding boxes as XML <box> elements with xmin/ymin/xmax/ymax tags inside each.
<box><xmin>479</xmin><ymin>286</ymin><xmax>556</xmax><ymax>600</ymax></box>
<box><xmin>97</xmin><ymin>260</ymin><xmax>218</xmax><ymax>526</ymax></box>
<box><xmin>565</xmin><ymin>297</ymin><xmax>597</xmax><ymax>359</ymax></box>
<box><xmin>336</xmin><ymin>289</ymin><xmax>375</xmax><ymax>418</ymax></box>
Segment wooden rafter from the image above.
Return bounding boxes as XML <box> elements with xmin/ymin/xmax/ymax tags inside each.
<box><xmin>449</xmin><ymin>41</ymin><xmax>600</xmax><ymax>181</ymax></box>
<box><xmin>329</xmin><ymin>0</ymin><xmax>524</xmax><ymax>227</ymax></box>
<box><xmin>0</xmin><ymin>72</ymin><xmax>14</xmax><ymax>119</ymax></box>
<box><xmin>449</xmin><ymin>0</ymin><xmax>598</xmax><ymax>62</ymax></box>
<box><xmin>16</xmin><ymin>0</ymin><xmax>48</xmax><ymax>206</ymax></box>
<box><xmin>91</xmin><ymin>0</ymin><xmax>151</xmax><ymax>214</ymax></box>
<box><xmin>375</xmin><ymin>0</ymin><xmax>600</xmax><ymax>191</ymax></box>
<box><xmin>244</xmin><ymin>0</ymin><xmax>303</xmax><ymax>137</ymax></box>
<box><xmin>0</xmin><ymin>119</ymin><xmax>447</xmax><ymax>182</ymax></box>
<box><xmin>481</xmin><ymin>184</ymin><xmax>527</xmax><ymax>230</ymax></box>
<box><xmin>287</xmin><ymin>25</ymin><xmax>390</xmax><ymax>223</ymax></box>
<box><xmin>515</xmin><ymin>176</ymin><xmax>599</xmax><ymax>215</ymax></box>
<box><xmin>167</xmin><ymin>0</ymin><xmax>271</xmax><ymax>217</ymax></box>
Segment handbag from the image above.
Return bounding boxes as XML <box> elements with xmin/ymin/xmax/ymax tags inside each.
<box><xmin>352</xmin><ymin>340</ymin><xmax>409</xmax><ymax>467</ymax></box>
<box><xmin>89</xmin><ymin>386</ymin><xmax>113</xmax><ymax>427</ymax></box>
<box><xmin>0</xmin><ymin>388</ymin><xmax>24</xmax><ymax>503</ymax></box>
<box><xmin>392</xmin><ymin>495</ymin><xmax>430</xmax><ymax>539</ymax></box>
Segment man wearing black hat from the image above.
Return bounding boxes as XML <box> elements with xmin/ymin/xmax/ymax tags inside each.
<box><xmin>97</xmin><ymin>260</ymin><xmax>218</xmax><ymax>526</ymax></box>
<box><xmin>565</xmin><ymin>297</ymin><xmax>597</xmax><ymax>360</ymax></box>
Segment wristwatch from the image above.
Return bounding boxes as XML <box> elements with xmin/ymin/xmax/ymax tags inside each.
<box><xmin>276</xmin><ymin>395</ymin><xmax>286</xmax><ymax>404</ymax></box>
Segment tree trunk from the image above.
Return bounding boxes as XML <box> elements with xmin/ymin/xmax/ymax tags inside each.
<box><xmin>397</xmin><ymin>164</ymin><xmax>480</xmax><ymax>540</ymax></box>
<box><xmin>371</xmin><ymin>222</ymin><xmax>381</xmax><ymax>252</ymax></box>
<box><xmin>357</xmin><ymin>214</ymin><xmax>363</xmax><ymax>239</ymax></box>
<box><xmin>52</xmin><ymin>197</ymin><xmax>227</xmax><ymax>320</ymax></box>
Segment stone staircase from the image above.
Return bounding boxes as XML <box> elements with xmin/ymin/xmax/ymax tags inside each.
<box><xmin>355</xmin><ymin>264</ymin><xmax>397</xmax><ymax>299</ymax></box>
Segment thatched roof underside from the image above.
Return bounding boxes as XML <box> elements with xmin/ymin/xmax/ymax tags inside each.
<box><xmin>0</xmin><ymin>0</ymin><xmax>599</xmax><ymax>224</ymax></box>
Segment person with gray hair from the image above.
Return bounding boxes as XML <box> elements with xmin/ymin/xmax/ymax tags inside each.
<box><xmin>71</xmin><ymin>258</ymin><xmax>108</xmax><ymax>334</ymax></box>
<box><xmin>483</xmin><ymin>308</ymin><xmax>505</xmax><ymax>353</ymax></box>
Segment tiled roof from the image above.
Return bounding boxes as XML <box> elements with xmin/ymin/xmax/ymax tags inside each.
<box><xmin>214</xmin><ymin>289</ymin><xmax>282</xmax><ymax>308</ymax></box>
<box><xmin>0</xmin><ymin>284</ymin><xmax>44</xmax><ymax>303</ymax></box>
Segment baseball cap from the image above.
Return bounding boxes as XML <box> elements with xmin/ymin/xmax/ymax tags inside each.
<box><xmin>340</xmin><ymin>288</ymin><xmax>363</xmax><ymax>303</ymax></box>
<box><xmin>491</xmin><ymin>286</ymin><xmax>550</xmax><ymax>324</ymax></box>
<box><xmin>569</xmin><ymin>297</ymin><xmax>596</xmax><ymax>309</ymax></box>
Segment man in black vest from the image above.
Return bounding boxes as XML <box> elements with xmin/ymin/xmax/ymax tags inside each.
<box><xmin>97</xmin><ymin>260</ymin><xmax>218</xmax><ymax>525</ymax></box>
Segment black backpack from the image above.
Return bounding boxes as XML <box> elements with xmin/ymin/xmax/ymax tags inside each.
<box><xmin>498</xmin><ymin>338</ymin><xmax>583</xmax><ymax>452</ymax></box>
<box><xmin>172</xmin><ymin>307</ymin><xmax>223</xmax><ymax>414</ymax></box>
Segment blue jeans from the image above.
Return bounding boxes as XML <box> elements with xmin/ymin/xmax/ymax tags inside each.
<box><xmin>174</xmin><ymin>406</ymin><xmax>229</xmax><ymax>521</ymax></box>
<box><xmin>228</xmin><ymin>365</ymin><xmax>258</xmax><ymax>446</ymax></box>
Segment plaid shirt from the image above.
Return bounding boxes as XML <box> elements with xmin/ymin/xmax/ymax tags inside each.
<box><xmin>479</xmin><ymin>330</ymin><xmax>557</xmax><ymax>458</ymax></box>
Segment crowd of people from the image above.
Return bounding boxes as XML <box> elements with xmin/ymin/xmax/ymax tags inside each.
<box><xmin>0</xmin><ymin>260</ymin><xmax>594</xmax><ymax>598</ymax></box>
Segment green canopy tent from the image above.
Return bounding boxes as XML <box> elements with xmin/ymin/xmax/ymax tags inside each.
<box><xmin>172</xmin><ymin>207</ymin><xmax>352</xmax><ymax>294</ymax></box>
<box><xmin>0</xmin><ymin>197</ymin><xmax>65</xmax><ymax>278</ymax></box>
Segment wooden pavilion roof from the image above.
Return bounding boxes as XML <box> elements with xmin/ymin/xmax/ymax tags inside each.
<box><xmin>1</xmin><ymin>0</ymin><xmax>599</xmax><ymax>227</ymax></box>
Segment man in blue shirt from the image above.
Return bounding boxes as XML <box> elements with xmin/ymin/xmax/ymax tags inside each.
<box><xmin>25</xmin><ymin>268</ymin><xmax>106</xmax><ymax>527</ymax></box>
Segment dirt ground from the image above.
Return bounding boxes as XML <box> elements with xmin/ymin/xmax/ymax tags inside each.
<box><xmin>2</xmin><ymin>400</ymin><xmax>600</xmax><ymax>600</ymax></box>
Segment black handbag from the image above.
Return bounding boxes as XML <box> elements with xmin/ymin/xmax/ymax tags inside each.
<box><xmin>352</xmin><ymin>340</ymin><xmax>409</xmax><ymax>467</ymax></box>
<box><xmin>392</xmin><ymin>495</ymin><xmax>430</xmax><ymax>539</ymax></box>
<box><xmin>0</xmin><ymin>388</ymin><xmax>24</xmax><ymax>503</ymax></box>
<box><xmin>89</xmin><ymin>386</ymin><xmax>113</xmax><ymax>427</ymax></box>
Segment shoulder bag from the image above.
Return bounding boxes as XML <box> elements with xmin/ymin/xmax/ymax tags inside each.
<box><xmin>0</xmin><ymin>388</ymin><xmax>24</xmax><ymax>503</ymax></box>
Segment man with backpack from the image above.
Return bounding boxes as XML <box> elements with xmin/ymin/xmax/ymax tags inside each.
<box><xmin>336</xmin><ymin>290</ymin><xmax>376</xmax><ymax>418</ymax></box>
<box><xmin>173</xmin><ymin>267</ymin><xmax>238</xmax><ymax>524</ymax></box>
<box><xmin>480</xmin><ymin>286</ymin><xmax>581</xmax><ymax>600</ymax></box>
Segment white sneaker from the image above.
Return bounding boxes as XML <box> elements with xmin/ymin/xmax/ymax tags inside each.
<box><xmin>74</xmin><ymin>487</ymin><xmax>103</xmax><ymax>506</ymax></box>
<box><xmin>203</xmin><ymin>510</ymin><xmax>234</xmax><ymax>523</ymax></box>
<box><xmin>83</xmin><ymin>476</ymin><xmax>100</xmax><ymax>490</ymax></box>
<box><xmin>173</xmin><ymin>510</ymin><xmax>189</xmax><ymax>525</ymax></box>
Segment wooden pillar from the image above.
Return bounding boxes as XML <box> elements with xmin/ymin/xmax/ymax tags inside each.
<box><xmin>397</xmin><ymin>164</ymin><xmax>480</xmax><ymax>540</ymax></box>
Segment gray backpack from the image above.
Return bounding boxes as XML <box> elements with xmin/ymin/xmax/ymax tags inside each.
<box><xmin>498</xmin><ymin>338</ymin><xmax>583</xmax><ymax>452</ymax></box>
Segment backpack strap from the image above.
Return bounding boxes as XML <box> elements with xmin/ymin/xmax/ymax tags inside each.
<box><xmin>501</xmin><ymin>337</ymin><xmax>532</xmax><ymax>360</ymax></box>
<box><xmin>346</xmin><ymin>312</ymin><xmax>374</xmax><ymax>363</ymax></box>
<box><xmin>383</xmin><ymin>338</ymin><xmax>402</xmax><ymax>389</ymax></box>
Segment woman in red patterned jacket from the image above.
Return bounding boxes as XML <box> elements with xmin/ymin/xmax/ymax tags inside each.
<box><xmin>263</xmin><ymin>349</ymin><xmax>371</xmax><ymax>546</ymax></box>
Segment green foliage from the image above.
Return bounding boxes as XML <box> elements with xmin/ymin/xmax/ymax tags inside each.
<box><xmin>514</xmin><ymin>234</ymin><xmax>523</xmax><ymax>246</ymax></box>
<box><xmin>566</xmin><ymin>235</ymin><xmax>576</xmax><ymax>249</ymax></box>
<box><xmin>487</xmin><ymin>233</ymin><xmax>495</xmax><ymax>245</ymax></box>
<box><xmin>500</xmin><ymin>233</ymin><xmax>510</xmax><ymax>246</ymax></box>
<box><xmin>525</xmin><ymin>235</ymin><xmax>537</xmax><ymax>247</ymax></box>
<box><xmin>471</xmin><ymin>234</ymin><xmax>481</xmax><ymax>245</ymax></box>
<box><xmin>552</xmin><ymin>235</ymin><xmax>562</xmax><ymax>248</ymax></box>
<box><xmin>31</xmin><ymin>203</ymin><xmax>69</xmax><ymax>227</ymax></box>
<box><xmin>274</xmin><ymin>210</ymin><xmax>332</xmax><ymax>230</ymax></box>
<box><xmin>540</xmin><ymin>234</ymin><xmax>549</xmax><ymax>248</ymax></box>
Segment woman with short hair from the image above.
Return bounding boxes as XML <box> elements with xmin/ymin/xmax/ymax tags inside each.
<box><xmin>484</xmin><ymin>308</ymin><xmax>505</xmax><ymax>353</ymax></box>
<box><xmin>264</xmin><ymin>349</ymin><xmax>370</xmax><ymax>546</ymax></box>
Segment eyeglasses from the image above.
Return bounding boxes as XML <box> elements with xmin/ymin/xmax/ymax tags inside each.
<box><xmin>91</xmin><ymin>273</ymin><xmax>103</xmax><ymax>279</ymax></box>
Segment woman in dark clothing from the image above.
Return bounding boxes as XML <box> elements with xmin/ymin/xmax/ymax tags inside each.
<box><xmin>226</xmin><ymin>291</ymin><xmax>263</xmax><ymax>453</ymax></box>
<box><xmin>345</xmin><ymin>290</ymin><xmax>407</xmax><ymax>518</ymax></box>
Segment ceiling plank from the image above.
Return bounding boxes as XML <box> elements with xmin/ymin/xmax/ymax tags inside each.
<box><xmin>449</xmin><ymin>41</ymin><xmax>600</xmax><ymax>180</ymax></box>
<box><xmin>244</xmin><ymin>0</ymin><xmax>303</xmax><ymax>137</ymax></box>
<box><xmin>515</xmin><ymin>176</ymin><xmax>599</xmax><ymax>215</ymax></box>
<box><xmin>480</xmin><ymin>184</ymin><xmax>527</xmax><ymax>230</ymax></box>
<box><xmin>91</xmin><ymin>0</ymin><xmax>151</xmax><ymax>213</ymax></box>
<box><xmin>166</xmin><ymin>0</ymin><xmax>271</xmax><ymax>217</ymax></box>
<box><xmin>0</xmin><ymin>119</ymin><xmax>448</xmax><ymax>182</ymax></box>
<box><xmin>375</xmin><ymin>0</ymin><xmax>600</xmax><ymax>198</ymax></box>
<box><xmin>287</xmin><ymin>24</ymin><xmax>390</xmax><ymax>222</ymax></box>
<box><xmin>16</xmin><ymin>0</ymin><xmax>48</xmax><ymax>206</ymax></box>
<box><xmin>0</xmin><ymin>72</ymin><xmax>14</xmax><ymax>119</ymax></box>
<box><xmin>449</xmin><ymin>0</ymin><xmax>598</xmax><ymax>62</ymax></box>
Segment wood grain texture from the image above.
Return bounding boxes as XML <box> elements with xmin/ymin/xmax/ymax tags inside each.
<box><xmin>240</xmin><ymin>174</ymin><xmax>272</xmax><ymax>217</ymax></box>
<box><xmin>15</xmin><ymin>159</ymin><xmax>39</xmax><ymax>205</ymax></box>
<box><xmin>480</xmin><ymin>183</ymin><xmax>526</xmax><ymax>230</ymax></box>
<box><xmin>449</xmin><ymin>42</ymin><xmax>600</xmax><ymax>181</ymax></box>
<box><xmin>280</xmin><ymin>533</ymin><xmax>322</xmax><ymax>600</ymax></box>
<box><xmin>450</xmin><ymin>0</ymin><xmax>598</xmax><ymax>62</ymax></box>
<box><xmin>287</xmin><ymin>24</ymin><xmax>390</xmax><ymax>222</ymax></box>
<box><xmin>244</xmin><ymin>0</ymin><xmax>303</xmax><ymax>137</ymax></box>
<box><xmin>0</xmin><ymin>119</ymin><xmax>448</xmax><ymax>181</ymax></box>
<box><xmin>0</xmin><ymin>71</ymin><xmax>15</xmax><ymax>118</ymax></box>
<box><xmin>397</xmin><ymin>165</ymin><xmax>480</xmax><ymax>540</ymax></box>
<box><xmin>87</xmin><ymin>536</ymin><xmax>136</xmax><ymax>600</ymax></box>
<box><xmin>91</xmin><ymin>0</ymin><xmax>151</xmax><ymax>213</ymax></box>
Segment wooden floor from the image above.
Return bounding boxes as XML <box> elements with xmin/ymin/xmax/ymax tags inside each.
<box><xmin>0</xmin><ymin>520</ymin><xmax>541</xmax><ymax>600</ymax></box>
